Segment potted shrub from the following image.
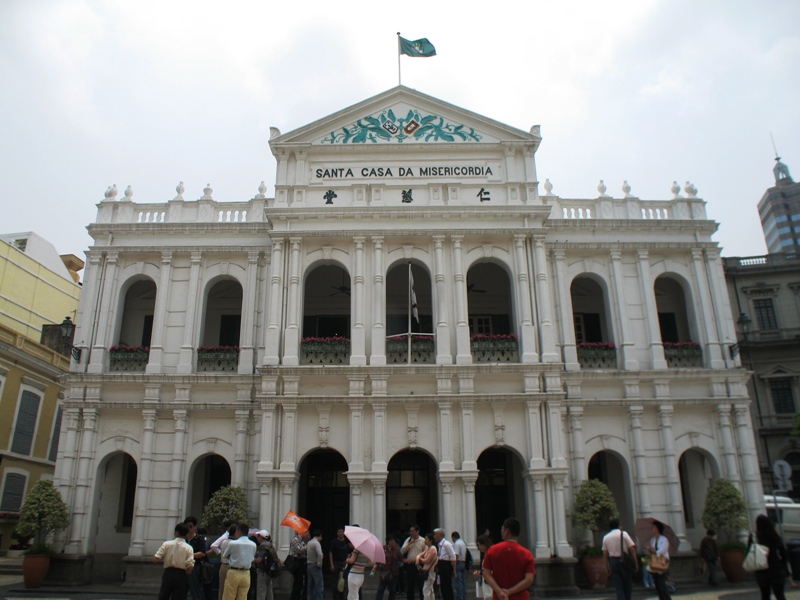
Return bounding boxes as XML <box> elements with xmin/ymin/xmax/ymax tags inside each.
<box><xmin>572</xmin><ymin>479</ymin><xmax>619</xmax><ymax>590</ymax></box>
<box><xmin>15</xmin><ymin>480</ymin><xmax>70</xmax><ymax>588</ymax></box>
<box><xmin>701</xmin><ymin>478</ymin><xmax>748</xmax><ymax>583</ymax></box>
<box><xmin>200</xmin><ymin>485</ymin><xmax>249</xmax><ymax>535</ymax></box>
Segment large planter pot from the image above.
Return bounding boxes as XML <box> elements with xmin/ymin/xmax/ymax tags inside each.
<box><xmin>581</xmin><ymin>555</ymin><xmax>609</xmax><ymax>590</ymax></box>
<box><xmin>720</xmin><ymin>549</ymin><xmax>746</xmax><ymax>583</ymax></box>
<box><xmin>23</xmin><ymin>554</ymin><xmax>51</xmax><ymax>589</ymax></box>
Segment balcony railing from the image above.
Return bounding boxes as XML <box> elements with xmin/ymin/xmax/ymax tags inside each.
<box><xmin>300</xmin><ymin>337</ymin><xmax>351</xmax><ymax>365</ymax></box>
<box><xmin>109</xmin><ymin>346</ymin><xmax>149</xmax><ymax>372</ymax></box>
<box><xmin>470</xmin><ymin>335</ymin><xmax>519</xmax><ymax>363</ymax></box>
<box><xmin>386</xmin><ymin>335</ymin><xmax>435</xmax><ymax>364</ymax></box>
<box><xmin>577</xmin><ymin>343</ymin><xmax>617</xmax><ymax>369</ymax></box>
<box><xmin>197</xmin><ymin>347</ymin><xmax>239</xmax><ymax>372</ymax></box>
<box><xmin>664</xmin><ymin>343</ymin><xmax>703</xmax><ymax>368</ymax></box>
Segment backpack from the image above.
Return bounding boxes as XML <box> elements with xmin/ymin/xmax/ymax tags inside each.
<box><xmin>465</xmin><ymin>548</ymin><xmax>473</xmax><ymax>572</ymax></box>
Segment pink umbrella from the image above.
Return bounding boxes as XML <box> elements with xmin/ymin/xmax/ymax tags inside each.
<box><xmin>344</xmin><ymin>525</ymin><xmax>385</xmax><ymax>564</ymax></box>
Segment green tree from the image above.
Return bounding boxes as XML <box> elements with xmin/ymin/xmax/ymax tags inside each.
<box><xmin>14</xmin><ymin>480</ymin><xmax>70</xmax><ymax>553</ymax></box>
<box><xmin>572</xmin><ymin>479</ymin><xmax>619</xmax><ymax>553</ymax></box>
<box><xmin>701</xmin><ymin>478</ymin><xmax>748</xmax><ymax>542</ymax></box>
<box><xmin>200</xmin><ymin>486</ymin><xmax>249</xmax><ymax>534</ymax></box>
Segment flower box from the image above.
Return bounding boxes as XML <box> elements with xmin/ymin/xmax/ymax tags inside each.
<box><xmin>300</xmin><ymin>337</ymin><xmax>350</xmax><ymax>365</ymax></box>
<box><xmin>109</xmin><ymin>346</ymin><xmax>149</xmax><ymax>372</ymax></box>
<box><xmin>663</xmin><ymin>342</ymin><xmax>703</xmax><ymax>368</ymax></box>
<box><xmin>577</xmin><ymin>343</ymin><xmax>617</xmax><ymax>369</ymax></box>
<box><xmin>386</xmin><ymin>335</ymin><xmax>435</xmax><ymax>364</ymax></box>
<box><xmin>470</xmin><ymin>334</ymin><xmax>519</xmax><ymax>363</ymax></box>
<box><xmin>197</xmin><ymin>347</ymin><xmax>240</xmax><ymax>372</ymax></box>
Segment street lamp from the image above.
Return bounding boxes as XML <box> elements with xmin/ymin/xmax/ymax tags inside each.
<box><xmin>730</xmin><ymin>312</ymin><xmax>752</xmax><ymax>359</ymax></box>
<box><xmin>60</xmin><ymin>316</ymin><xmax>81</xmax><ymax>362</ymax></box>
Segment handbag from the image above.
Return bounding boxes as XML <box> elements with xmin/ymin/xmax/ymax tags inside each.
<box><xmin>200</xmin><ymin>561</ymin><xmax>215</xmax><ymax>585</ymax></box>
<box><xmin>648</xmin><ymin>554</ymin><xmax>669</xmax><ymax>574</ymax></box>
<box><xmin>743</xmin><ymin>535</ymin><xmax>770</xmax><ymax>572</ymax></box>
<box><xmin>337</xmin><ymin>570</ymin><xmax>345</xmax><ymax>593</ymax></box>
<box><xmin>620</xmin><ymin>530</ymin><xmax>637</xmax><ymax>572</ymax></box>
<box><xmin>284</xmin><ymin>555</ymin><xmax>297</xmax><ymax>574</ymax></box>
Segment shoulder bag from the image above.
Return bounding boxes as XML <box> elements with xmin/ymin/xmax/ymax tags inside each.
<box><xmin>620</xmin><ymin>530</ymin><xmax>637</xmax><ymax>572</ymax></box>
<box><xmin>648</xmin><ymin>536</ymin><xmax>670</xmax><ymax>574</ymax></box>
<box><xmin>742</xmin><ymin>534</ymin><xmax>770</xmax><ymax>572</ymax></box>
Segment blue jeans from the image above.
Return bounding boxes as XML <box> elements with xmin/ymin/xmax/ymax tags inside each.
<box><xmin>642</xmin><ymin>566</ymin><xmax>654</xmax><ymax>587</ymax></box>
<box><xmin>307</xmin><ymin>565</ymin><xmax>323</xmax><ymax>600</ymax></box>
<box><xmin>455</xmin><ymin>562</ymin><xmax>466</xmax><ymax>600</ymax></box>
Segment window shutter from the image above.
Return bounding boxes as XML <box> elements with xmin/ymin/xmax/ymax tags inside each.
<box><xmin>48</xmin><ymin>407</ymin><xmax>63</xmax><ymax>462</ymax></box>
<box><xmin>0</xmin><ymin>473</ymin><xmax>27</xmax><ymax>512</ymax></box>
<box><xmin>11</xmin><ymin>391</ymin><xmax>41</xmax><ymax>455</ymax></box>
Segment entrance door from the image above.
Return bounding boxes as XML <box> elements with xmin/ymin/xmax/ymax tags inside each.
<box><xmin>386</xmin><ymin>450</ymin><xmax>438</xmax><ymax>536</ymax></box>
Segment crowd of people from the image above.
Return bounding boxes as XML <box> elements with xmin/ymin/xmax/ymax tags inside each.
<box><xmin>153</xmin><ymin>517</ymin><xmax>535</xmax><ymax>600</ymax></box>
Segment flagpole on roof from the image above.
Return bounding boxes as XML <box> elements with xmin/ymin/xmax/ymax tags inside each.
<box><xmin>397</xmin><ymin>32</ymin><xmax>402</xmax><ymax>86</ymax></box>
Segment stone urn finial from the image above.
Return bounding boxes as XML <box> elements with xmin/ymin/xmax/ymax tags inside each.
<box><xmin>684</xmin><ymin>181</ymin><xmax>698</xmax><ymax>197</ymax></box>
<box><xmin>671</xmin><ymin>181</ymin><xmax>681</xmax><ymax>198</ymax></box>
<box><xmin>174</xmin><ymin>181</ymin><xmax>185</xmax><ymax>200</ymax></box>
<box><xmin>543</xmin><ymin>178</ymin><xmax>553</xmax><ymax>196</ymax></box>
<box><xmin>622</xmin><ymin>180</ymin><xmax>632</xmax><ymax>197</ymax></box>
<box><xmin>257</xmin><ymin>181</ymin><xmax>267</xmax><ymax>197</ymax></box>
<box><xmin>598</xmin><ymin>180</ymin><xmax>608</xmax><ymax>197</ymax></box>
<box><xmin>109</xmin><ymin>184</ymin><xmax>118</xmax><ymax>200</ymax></box>
<box><xmin>201</xmin><ymin>184</ymin><xmax>214</xmax><ymax>200</ymax></box>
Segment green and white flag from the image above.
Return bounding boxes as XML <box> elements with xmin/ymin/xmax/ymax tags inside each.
<box><xmin>399</xmin><ymin>37</ymin><xmax>436</xmax><ymax>57</ymax></box>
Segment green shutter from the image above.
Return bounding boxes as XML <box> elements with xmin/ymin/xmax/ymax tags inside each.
<box><xmin>48</xmin><ymin>407</ymin><xmax>63</xmax><ymax>462</ymax></box>
<box><xmin>11</xmin><ymin>391</ymin><xmax>41</xmax><ymax>455</ymax></box>
<box><xmin>0</xmin><ymin>473</ymin><xmax>27</xmax><ymax>512</ymax></box>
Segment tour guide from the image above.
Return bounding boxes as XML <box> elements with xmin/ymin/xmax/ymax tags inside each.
<box><xmin>223</xmin><ymin>523</ymin><xmax>258</xmax><ymax>600</ymax></box>
<box><xmin>482</xmin><ymin>518</ymin><xmax>535</xmax><ymax>600</ymax></box>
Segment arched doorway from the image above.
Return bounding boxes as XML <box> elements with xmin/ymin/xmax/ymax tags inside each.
<box><xmin>90</xmin><ymin>452</ymin><xmax>137</xmax><ymax>580</ymax></box>
<box><xmin>385</xmin><ymin>263</ymin><xmax>434</xmax><ymax>364</ymax></box>
<box><xmin>302</xmin><ymin>265</ymin><xmax>352</xmax><ymax>364</ymax></box>
<box><xmin>679</xmin><ymin>448</ymin><xmax>717</xmax><ymax>539</ymax></box>
<box><xmin>188</xmin><ymin>454</ymin><xmax>231</xmax><ymax>519</ymax></box>
<box><xmin>117</xmin><ymin>279</ymin><xmax>157</xmax><ymax>347</ymax></box>
<box><xmin>299</xmin><ymin>449</ymin><xmax>350</xmax><ymax>539</ymax></box>
<box><xmin>386</xmin><ymin>450</ymin><xmax>438</xmax><ymax>536</ymax></box>
<box><xmin>588</xmin><ymin>451</ymin><xmax>634</xmax><ymax>529</ymax></box>
<box><xmin>475</xmin><ymin>448</ymin><xmax>526</xmax><ymax>544</ymax></box>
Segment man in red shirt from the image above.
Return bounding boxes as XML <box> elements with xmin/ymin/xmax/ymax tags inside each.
<box><xmin>482</xmin><ymin>518</ymin><xmax>535</xmax><ymax>600</ymax></box>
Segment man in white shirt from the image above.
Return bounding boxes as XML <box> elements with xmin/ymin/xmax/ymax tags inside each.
<box><xmin>434</xmin><ymin>529</ymin><xmax>456</xmax><ymax>600</ymax></box>
<box><xmin>451</xmin><ymin>532</ymin><xmax>468</xmax><ymax>600</ymax></box>
<box><xmin>222</xmin><ymin>523</ymin><xmax>258</xmax><ymax>600</ymax></box>
<box><xmin>401</xmin><ymin>525</ymin><xmax>426</xmax><ymax>600</ymax></box>
<box><xmin>306</xmin><ymin>529</ymin><xmax>324</xmax><ymax>600</ymax></box>
<box><xmin>601</xmin><ymin>519</ymin><xmax>638</xmax><ymax>600</ymax></box>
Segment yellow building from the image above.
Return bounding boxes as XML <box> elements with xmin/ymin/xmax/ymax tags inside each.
<box><xmin>0</xmin><ymin>232</ymin><xmax>82</xmax><ymax>551</ymax></box>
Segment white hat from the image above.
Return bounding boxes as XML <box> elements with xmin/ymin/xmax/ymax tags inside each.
<box><xmin>257</xmin><ymin>530</ymin><xmax>269</xmax><ymax>538</ymax></box>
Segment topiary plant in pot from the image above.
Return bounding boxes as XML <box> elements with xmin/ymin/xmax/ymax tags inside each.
<box><xmin>15</xmin><ymin>480</ymin><xmax>70</xmax><ymax>589</ymax></box>
<box><xmin>572</xmin><ymin>479</ymin><xmax>619</xmax><ymax>590</ymax></box>
<box><xmin>701</xmin><ymin>478</ymin><xmax>748</xmax><ymax>583</ymax></box>
<box><xmin>200</xmin><ymin>485</ymin><xmax>249</xmax><ymax>539</ymax></box>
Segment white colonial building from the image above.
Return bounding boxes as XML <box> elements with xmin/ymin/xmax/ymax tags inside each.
<box><xmin>58</xmin><ymin>87</ymin><xmax>762</xmax><ymax>590</ymax></box>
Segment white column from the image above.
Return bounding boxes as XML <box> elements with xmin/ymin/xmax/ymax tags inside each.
<box><xmin>658</xmin><ymin>405</ymin><xmax>690</xmax><ymax>551</ymax></box>
<box><xmin>66</xmin><ymin>408</ymin><xmax>97</xmax><ymax>555</ymax></box>
<box><xmin>567</xmin><ymin>407</ymin><xmax>585</xmax><ymax>492</ymax></box>
<box><xmin>234</xmin><ymin>410</ymin><xmax>250</xmax><ymax>488</ymax></box>
<box><xmin>351</xmin><ymin>237</ymin><xmax>367</xmax><ymax>365</ymax></box>
<box><xmin>147</xmin><ymin>251</ymin><xmax>173</xmax><ymax>373</ymax></box>
<box><xmin>525</xmin><ymin>400</ymin><xmax>546</xmax><ymax>469</ymax></box>
<box><xmin>552</xmin><ymin>249</ymin><xmax>578</xmax><ymax>369</ymax></box>
<box><xmin>552</xmin><ymin>473</ymin><xmax>572</xmax><ymax>557</ymax></box>
<box><xmin>370</xmin><ymin>237</ymin><xmax>386</xmax><ymax>365</ymax></box>
<box><xmin>706</xmin><ymin>249</ymin><xmax>737</xmax><ymax>367</ymax></box>
<box><xmin>636</xmin><ymin>250</ymin><xmax>667</xmax><ymax>369</ymax></box>
<box><xmin>279</xmin><ymin>404</ymin><xmax>299</xmax><ymax>471</ymax></box>
<box><xmin>350</xmin><ymin>402</ymin><xmax>365</xmax><ymax>471</ymax></box>
<box><xmin>257</xmin><ymin>402</ymin><xmax>278</xmax><ymax>530</ymax></box>
<box><xmin>282</xmin><ymin>238</ymin><xmax>302</xmax><ymax>365</ymax></box>
<box><xmin>628</xmin><ymin>406</ymin><xmax>651</xmax><ymax>516</ymax></box>
<box><xmin>461</xmin><ymin>400</ymin><xmax>476</xmax><ymax>469</ymax></box>
<box><xmin>278</xmin><ymin>476</ymin><xmax>299</xmax><ymax>554</ymax></box>
<box><xmin>178</xmin><ymin>251</ymin><xmax>203</xmax><ymax>374</ymax></box>
<box><xmin>433</xmin><ymin>236</ymin><xmax>452</xmax><ymax>364</ymax></box>
<box><xmin>452</xmin><ymin>237</ymin><xmax>471</xmax><ymax>364</ymax></box>
<box><xmin>462</xmin><ymin>476</ymin><xmax>478</xmax><ymax>557</ymax></box>
<box><xmin>373</xmin><ymin>480</ymin><xmax>386</xmax><ymax>539</ymax></box>
<box><xmin>733</xmin><ymin>403</ymin><xmax>766</xmax><ymax>522</ymax></box>
<box><xmin>372</xmin><ymin>400</ymin><xmax>388</xmax><ymax>472</ymax></box>
<box><xmin>717</xmin><ymin>403</ymin><xmax>743</xmax><ymax>487</ymax></box>
<box><xmin>74</xmin><ymin>252</ymin><xmax>102</xmax><ymax>372</ymax></box>
<box><xmin>690</xmin><ymin>248</ymin><xmax>724</xmax><ymax>368</ymax></box>
<box><xmin>609</xmin><ymin>249</ymin><xmax>638</xmax><ymax>370</ymax></box>
<box><xmin>439</xmin><ymin>475</ymin><xmax>456</xmax><ymax>535</ymax></box>
<box><xmin>546</xmin><ymin>399</ymin><xmax>567</xmax><ymax>470</ymax></box>
<box><xmin>528</xmin><ymin>475</ymin><xmax>550</xmax><ymax>558</ymax></box>
<box><xmin>438</xmin><ymin>401</ymin><xmax>455</xmax><ymax>471</ymax></box>
<box><xmin>264</xmin><ymin>239</ymin><xmax>284</xmax><ymax>365</ymax></box>
<box><xmin>349</xmin><ymin>479</ymin><xmax>364</xmax><ymax>527</ymax></box>
<box><xmin>239</xmin><ymin>251</ymin><xmax>260</xmax><ymax>373</ymax></box>
<box><xmin>88</xmin><ymin>252</ymin><xmax>119</xmax><ymax>373</ymax></box>
<box><xmin>169</xmin><ymin>409</ymin><xmax>188</xmax><ymax>520</ymax></box>
<box><xmin>55</xmin><ymin>407</ymin><xmax>81</xmax><ymax>508</ymax></box>
<box><xmin>129</xmin><ymin>409</ymin><xmax>156</xmax><ymax>556</ymax></box>
<box><xmin>514</xmin><ymin>235</ymin><xmax>538</xmax><ymax>363</ymax></box>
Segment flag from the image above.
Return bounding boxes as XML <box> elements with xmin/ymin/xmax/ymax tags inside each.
<box><xmin>281</xmin><ymin>510</ymin><xmax>311</xmax><ymax>534</ymax></box>
<box><xmin>399</xmin><ymin>37</ymin><xmax>436</xmax><ymax>58</ymax></box>
<box><xmin>409</xmin><ymin>265</ymin><xmax>419</xmax><ymax>323</ymax></box>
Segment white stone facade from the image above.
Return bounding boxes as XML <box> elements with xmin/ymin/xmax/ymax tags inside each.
<box><xmin>59</xmin><ymin>87</ymin><xmax>762</xmax><ymax>585</ymax></box>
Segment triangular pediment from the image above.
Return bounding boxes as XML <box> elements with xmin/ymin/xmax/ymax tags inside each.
<box><xmin>760</xmin><ymin>365</ymin><xmax>800</xmax><ymax>380</ymax></box>
<box><xmin>270</xmin><ymin>86</ymin><xmax>540</xmax><ymax>150</ymax></box>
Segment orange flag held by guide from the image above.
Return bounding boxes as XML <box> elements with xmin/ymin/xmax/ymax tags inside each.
<box><xmin>281</xmin><ymin>510</ymin><xmax>311</xmax><ymax>534</ymax></box>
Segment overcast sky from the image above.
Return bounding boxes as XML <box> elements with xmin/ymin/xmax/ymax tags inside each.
<box><xmin>2</xmin><ymin>0</ymin><xmax>798</xmax><ymax>273</ymax></box>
